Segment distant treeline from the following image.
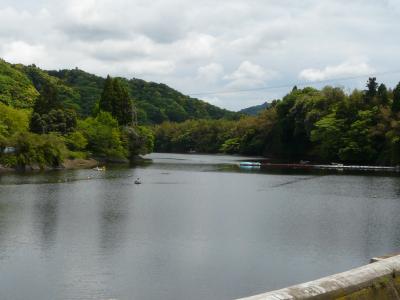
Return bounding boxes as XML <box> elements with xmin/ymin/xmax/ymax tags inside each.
<box><xmin>2</xmin><ymin>55</ymin><xmax>400</xmax><ymax>167</ymax></box>
<box><xmin>155</xmin><ymin>78</ymin><xmax>400</xmax><ymax>165</ymax></box>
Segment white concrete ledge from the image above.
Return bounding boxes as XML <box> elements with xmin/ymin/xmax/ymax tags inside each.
<box><xmin>237</xmin><ymin>255</ymin><xmax>400</xmax><ymax>300</ymax></box>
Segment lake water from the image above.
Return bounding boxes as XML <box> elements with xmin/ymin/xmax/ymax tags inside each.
<box><xmin>1</xmin><ymin>153</ymin><xmax>400</xmax><ymax>300</ymax></box>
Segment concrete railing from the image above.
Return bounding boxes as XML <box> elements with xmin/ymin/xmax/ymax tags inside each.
<box><xmin>237</xmin><ymin>255</ymin><xmax>400</xmax><ymax>300</ymax></box>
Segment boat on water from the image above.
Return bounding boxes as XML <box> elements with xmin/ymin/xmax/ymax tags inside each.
<box><xmin>93</xmin><ymin>166</ymin><xmax>106</xmax><ymax>171</ymax></box>
<box><xmin>134</xmin><ymin>178</ymin><xmax>141</xmax><ymax>184</ymax></box>
<box><xmin>239</xmin><ymin>162</ymin><xmax>261</xmax><ymax>168</ymax></box>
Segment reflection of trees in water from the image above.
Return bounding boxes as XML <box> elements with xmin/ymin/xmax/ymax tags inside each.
<box><xmin>99</xmin><ymin>186</ymin><xmax>130</xmax><ymax>255</ymax></box>
<box><xmin>362</xmin><ymin>176</ymin><xmax>400</xmax><ymax>260</ymax></box>
<box><xmin>34</xmin><ymin>185</ymin><xmax>60</xmax><ymax>252</ymax></box>
<box><xmin>0</xmin><ymin>200</ymin><xmax>13</xmax><ymax>258</ymax></box>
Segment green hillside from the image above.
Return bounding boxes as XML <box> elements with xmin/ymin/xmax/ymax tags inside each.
<box><xmin>239</xmin><ymin>102</ymin><xmax>270</xmax><ymax>116</ymax></box>
<box><xmin>47</xmin><ymin>68</ymin><xmax>237</xmax><ymax>123</ymax></box>
<box><xmin>0</xmin><ymin>59</ymin><xmax>39</xmax><ymax>108</ymax></box>
<box><xmin>0</xmin><ymin>59</ymin><xmax>237</xmax><ymax>123</ymax></box>
<box><xmin>47</xmin><ymin>68</ymin><xmax>104</xmax><ymax>116</ymax></box>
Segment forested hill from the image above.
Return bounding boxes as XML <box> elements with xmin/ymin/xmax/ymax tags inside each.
<box><xmin>155</xmin><ymin>80</ymin><xmax>400</xmax><ymax>165</ymax></box>
<box><xmin>239</xmin><ymin>102</ymin><xmax>270</xmax><ymax>115</ymax></box>
<box><xmin>0</xmin><ymin>59</ymin><xmax>237</xmax><ymax>123</ymax></box>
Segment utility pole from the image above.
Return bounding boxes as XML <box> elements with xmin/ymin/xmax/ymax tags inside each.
<box><xmin>131</xmin><ymin>101</ymin><xmax>138</xmax><ymax>126</ymax></box>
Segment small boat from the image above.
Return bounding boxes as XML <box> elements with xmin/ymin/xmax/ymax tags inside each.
<box><xmin>330</xmin><ymin>162</ymin><xmax>344</xmax><ymax>167</ymax></box>
<box><xmin>134</xmin><ymin>178</ymin><xmax>141</xmax><ymax>184</ymax></box>
<box><xmin>93</xmin><ymin>166</ymin><xmax>106</xmax><ymax>171</ymax></box>
<box><xmin>239</xmin><ymin>162</ymin><xmax>261</xmax><ymax>169</ymax></box>
<box><xmin>240</xmin><ymin>161</ymin><xmax>261</xmax><ymax>167</ymax></box>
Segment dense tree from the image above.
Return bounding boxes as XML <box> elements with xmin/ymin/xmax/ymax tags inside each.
<box><xmin>99</xmin><ymin>77</ymin><xmax>133</xmax><ymax>125</ymax></box>
<box><xmin>377</xmin><ymin>83</ymin><xmax>389</xmax><ymax>105</ymax></box>
<box><xmin>99</xmin><ymin>75</ymin><xmax>114</xmax><ymax>113</ymax></box>
<box><xmin>122</xmin><ymin>126</ymin><xmax>154</xmax><ymax>160</ymax></box>
<box><xmin>30</xmin><ymin>109</ymin><xmax>77</xmax><ymax>134</ymax></box>
<box><xmin>0</xmin><ymin>59</ymin><xmax>39</xmax><ymax>107</ymax></box>
<box><xmin>0</xmin><ymin>102</ymin><xmax>29</xmax><ymax>137</ymax></box>
<box><xmin>392</xmin><ymin>82</ymin><xmax>400</xmax><ymax>113</ymax></box>
<box><xmin>32</xmin><ymin>82</ymin><xmax>62</xmax><ymax>115</ymax></box>
<box><xmin>365</xmin><ymin>77</ymin><xmax>378</xmax><ymax>104</ymax></box>
<box><xmin>10</xmin><ymin>132</ymin><xmax>67</xmax><ymax>169</ymax></box>
<box><xmin>77</xmin><ymin>111</ymin><xmax>126</xmax><ymax>158</ymax></box>
<box><xmin>113</xmin><ymin>79</ymin><xmax>133</xmax><ymax>125</ymax></box>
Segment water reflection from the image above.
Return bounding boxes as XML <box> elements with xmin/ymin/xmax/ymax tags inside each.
<box><xmin>98</xmin><ymin>179</ymin><xmax>131</xmax><ymax>254</ymax></box>
<box><xmin>33</xmin><ymin>185</ymin><xmax>60</xmax><ymax>253</ymax></box>
<box><xmin>0</xmin><ymin>154</ymin><xmax>400</xmax><ymax>300</ymax></box>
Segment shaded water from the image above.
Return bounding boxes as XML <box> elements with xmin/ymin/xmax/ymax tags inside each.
<box><xmin>0</xmin><ymin>153</ymin><xmax>400</xmax><ymax>299</ymax></box>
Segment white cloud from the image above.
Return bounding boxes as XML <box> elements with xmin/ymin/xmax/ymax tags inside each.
<box><xmin>124</xmin><ymin>60</ymin><xmax>176</xmax><ymax>76</ymax></box>
<box><xmin>0</xmin><ymin>0</ymin><xmax>400</xmax><ymax>110</ymax></box>
<box><xmin>299</xmin><ymin>60</ymin><xmax>375</xmax><ymax>81</ymax></box>
<box><xmin>224</xmin><ymin>61</ymin><xmax>276</xmax><ymax>88</ymax></box>
<box><xmin>171</xmin><ymin>33</ymin><xmax>217</xmax><ymax>61</ymax></box>
<box><xmin>197</xmin><ymin>63</ymin><xmax>224</xmax><ymax>83</ymax></box>
<box><xmin>2</xmin><ymin>41</ymin><xmax>47</xmax><ymax>65</ymax></box>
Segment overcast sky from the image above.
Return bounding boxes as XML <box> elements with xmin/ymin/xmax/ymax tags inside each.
<box><xmin>1</xmin><ymin>0</ymin><xmax>400</xmax><ymax>110</ymax></box>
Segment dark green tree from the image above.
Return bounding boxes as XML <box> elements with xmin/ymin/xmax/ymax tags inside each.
<box><xmin>113</xmin><ymin>79</ymin><xmax>133</xmax><ymax>125</ymax></box>
<box><xmin>98</xmin><ymin>76</ymin><xmax>133</xmax><ymax>125</ymax></box>
<box><xmin>99</xmin><ymin>75</ymin><xmax>114</xmax><ymax>113</ymax></box>
<box><xmin>377</xmin><ymin>83</ymin><xmax>389</xmax><ymax>105</ymax></box>
<box><xmin>365</xmin><ymin>77</ymin><xmax>378</xmax><ymax>104</ymax></box>
<box><xmin>392</xmin><ymin>82</ymin><xmax>400</xmax><ymax>113</ymax></box>
<box><xmin>32</xmin><ymin>82</ymin><xmax>61</xmax><ymax>115</ymax></box>
<box><xmin>30</xmin><ymin>113</ymin><xmax>47</xmax><ymax>134</ymax></box>
<box><xmin>30</xmin><ymin>109</ymin><xmax>77</xmax><ymax>134</ymax></box>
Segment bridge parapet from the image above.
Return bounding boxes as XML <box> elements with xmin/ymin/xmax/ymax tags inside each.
<box><xmin>237</xmin><ymin>254</ymin><xmax>400</xmax><ymax>300</ymax></box>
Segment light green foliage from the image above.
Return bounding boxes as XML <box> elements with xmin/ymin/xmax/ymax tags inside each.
<box><xmin>0</xmin><ymin>60</ymin><xmax>39</xmax><ymax>108</ymax></box>
<box><xmin>338</xmin><ymin>110</ymin><xmax>377</xmax><ymax>163</ymax></box>
<box><xmin>77</xmin><ymin>112</ymin><xmax>125</xmax><ymax>158</ymax></box>
<box><xmin>220</xmin><ymin>138</ymin><xmax>240</xmax><ymax>154</ymax></box>
<box><xmin>65</xmin><ymin>131</ymin><xmax>88</xmax><ymax>151</ymax></box>
<box><xmin>311</xmin><ymin>113</ymin><xmax>345</xmax><ymax>161</ymax></box>
<box><xmin>0</xmin><ymin>102</ymin><xmax>30</xmax><ymax>137</ymax></box>
<box><xmin>3</xmin><ymin>132</ymin><xmax>67</xmax><ymax>169</ymax></box>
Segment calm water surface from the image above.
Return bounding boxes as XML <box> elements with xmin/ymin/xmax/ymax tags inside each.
<box><xmin>1</xmin><ymin>153</ymin><xmax>400</xmax><ymax>300</ymax></box>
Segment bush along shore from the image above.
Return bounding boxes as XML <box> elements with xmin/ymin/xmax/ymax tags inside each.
<box><xmin>0</xmin><ymin>74</ymin><xmax>154</xmax><ymax>172</ymax></box>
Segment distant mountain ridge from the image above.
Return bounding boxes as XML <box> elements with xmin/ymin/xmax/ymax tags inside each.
<box><xmin>239</xmin><ymin>102</ymin><xmax>270</xmax><ymax>115</ymax></box>
<box><xmin>0</xmin><ymin>59</ymin><xmax>238</xmax><ymax>124</ymax></box>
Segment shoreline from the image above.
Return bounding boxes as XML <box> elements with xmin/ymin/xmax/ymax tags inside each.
<box><xmin>0</xmin><ymin>158</ymin><xmax>100</xmax><ymax>174</ymax></box>
<box><xmin>0</xmin><ymin>156</ymin><xmax>149</xmax><ymax>174</ymax></box>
